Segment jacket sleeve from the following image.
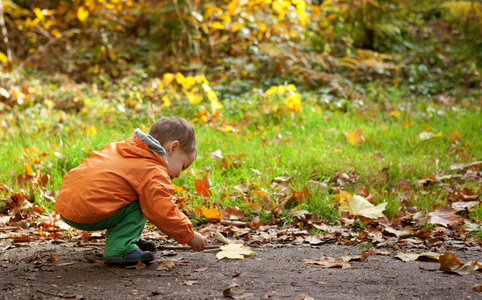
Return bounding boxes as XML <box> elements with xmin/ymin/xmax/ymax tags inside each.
<box><xmin>137</xmin><ymin>171</ymin><xmax>194</xmax><ymax>245</ymax></box>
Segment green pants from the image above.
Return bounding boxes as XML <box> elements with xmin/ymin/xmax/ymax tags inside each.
<box><xmin>61</xmin><ymin>201</ymin><xmax>146</xmax><ymax>258</ymax></box>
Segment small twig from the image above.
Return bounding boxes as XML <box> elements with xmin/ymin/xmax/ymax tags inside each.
<box><xmin>37</xmin><ymin>290</ymin><xmax>77</xmax><ymax>298</ymax></box>
<box><xmin>159</xmin><ymin>245</ymin><xmax>220</xmax><ymax>250</ymax></box>
<box><xmin>109</xmin><ymin>269</ymin><xmax>128</xmax><ymax>277</ymax></box>
<box><xmin>192</xmin><ymin>248</ymin><xmax>219</xmax><ymax>255</ymax></box>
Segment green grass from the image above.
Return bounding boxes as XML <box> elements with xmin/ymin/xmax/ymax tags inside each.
<box><xmin>1</xmin><ymin>82</ymin><xmax>481</xmax><ymax>225</ymax></box>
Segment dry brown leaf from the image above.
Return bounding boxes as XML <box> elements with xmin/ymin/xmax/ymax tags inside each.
<box><xmin>125</xmin><ymin>261</ymin><xmax>146</xmax><ymax>270</ymax></box>
<box><xmin>157</xmin><ymin>261</ymin><xmax>175</xmax><ymax>271</ymax></box>
<box><xmin>439</xmin><ymin>252</ymin><xmax>464</xmax><ymax>273</ymax></box>
<box><xmin>304</xmin><ymin>256</ymin><xmax>352</xmax><ymax>269</ymax></box>
<box><xmin>427</xmin><ymin>207</ymin><xmax>462</xmax><ymax>227</ymax></box>
<box><xmin>180</xmin><ymin>280</ymin><xmax>197</xmax><ymax>286</ymax></box>
<box><xmin>223</xmin><ymin>283</ymin><xmax>253</xmax><ymax>299</ymax></box>
<box><xmin>474</xmin><ymin>284</ymin><xmax>482</xmax><ymax>292</ymax></box>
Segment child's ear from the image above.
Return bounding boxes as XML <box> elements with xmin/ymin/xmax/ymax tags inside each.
<box><xmin>168</xmin><ymin>140</ymin><xmax>180</xmax><ymax>154</ymax></box>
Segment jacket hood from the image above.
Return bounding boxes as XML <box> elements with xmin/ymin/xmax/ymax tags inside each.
<box><xmin>116</xmin><ymin>135</ymin><xmax>168</xmax><ymax>167</ymax></box>
<box><xmin>134</xmin><ymin>128</ymin><xmax>168</xmax><ymax>164</ymax></box>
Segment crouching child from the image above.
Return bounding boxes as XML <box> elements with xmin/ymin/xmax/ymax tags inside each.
<box><xmin>55</xmin><ymin>116</ymin><xmax>207</xmax><ymax>266</ymax></box>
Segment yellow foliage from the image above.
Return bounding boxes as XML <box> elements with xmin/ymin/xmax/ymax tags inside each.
<box><xmin>344</xmin><ymin>128</ymin><xmax>365</xmax><ymax>145</ymax></box>
<box><xmin>77</xmin><ymin>6</ymin><xmax>89</xmax><ymax>22</ymax></box>
<box><xmin>0</xmin><ymin>52</ymin><xmax>8</xmax><ymax>64</ymax></box>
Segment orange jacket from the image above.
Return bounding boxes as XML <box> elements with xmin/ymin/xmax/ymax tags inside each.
<box><xmin>55</xmin><ymin>136</ymin><xmax>194</xmax><ymax>244</ymax></box>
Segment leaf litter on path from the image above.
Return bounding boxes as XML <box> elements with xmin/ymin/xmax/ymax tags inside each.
<box><xmin>216</xmin><ymin>244</ymin><xmax>255</xmax><ymax>260</ymax></box>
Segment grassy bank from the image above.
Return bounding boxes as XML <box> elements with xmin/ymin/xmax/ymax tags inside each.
<box><xmin>1</xmin><ymin>79</ymin><xmax>481</xmax><ymax>227</ymax></box>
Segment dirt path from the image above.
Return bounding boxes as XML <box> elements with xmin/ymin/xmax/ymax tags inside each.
<box><xmin>1</xmin><ymin>241</ymin><xmax>481</xmax><ymax>300</ymax></box>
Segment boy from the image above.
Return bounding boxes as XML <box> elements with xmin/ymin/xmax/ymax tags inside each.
<box><xmin>55</xmin><ymin>116</ymin><xmax>207</xmax><ymax>266</ymax></box>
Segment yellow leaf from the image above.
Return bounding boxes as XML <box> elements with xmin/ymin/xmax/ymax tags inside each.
<box><xmin>201</xmin><ymin>207</ymin><xmax>221</xmax><ymax>220</ymax></box>
<box><xmin>172</xmin><ymin>183</ymin><xmax>184</xmax><ymax>193</ymax></box>
<box><xmin>266</xmin><ymin>86</ymin><xmax>278</xmax><ymax>95</ymax></box>
<box><xmin>389</xmin><ymin>110</ymin><xmax>401</xmax><ymax>119</ymax></box>
<box><xmin>448</xmin><ymin>129</ymin><xmax>461</xmax><ymax>141</ymax></box>
<box><xmin>439</xmin><ymin>252</ymin><xmax>464</xmax><ymax>272</ymax></box>
<box><xmin>210</xmin><ymin>22</ymin><xmax>225</xmax><ymax>30</ymax></box>
<box><xmin>216</xmin><ymin>244</ymin><xmax>254</xmax><ymax>260</ymax></box>
<box><xmin>33</xmin><ymin>8</ymin><xmax>44</xmax><ymax>21</ymax></box>
<box><xmin>224</xmin><ymin>125</ymin><xmax>234</xmax><ymax>132</ymax></box>
<box><xmin>0</xmin><ymin>52</ymin><xmax>8</xmax><ymax>64</ymax></box>
<box><xmin>338</xmin><ymin>191</ymin><xmax>387</xmax><ymax>219</ymax></box>
<box><xmin>344</xmin><ymin>128</ymin><xmax>365</xmax><ymax>145</ymax></box>
<box><xmin>77</xmin><ymin>6</ymin><xmax>89</xmax><ymax>22</ymax></box>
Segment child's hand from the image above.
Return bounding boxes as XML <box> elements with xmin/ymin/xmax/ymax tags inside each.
<box><xmin>187</xmin><ymin>232</ymin><xmax>207</xmax><ymax>251</ymax></box>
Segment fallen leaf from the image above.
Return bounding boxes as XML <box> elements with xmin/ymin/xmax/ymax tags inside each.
<box><xmin>223</xmin><ymin>283</ymin><xmax>253</xmax><ymax>299</ymax></box>
<box><xmin>304</xmin><ymin>256</ymin><xmax>352</xmax><ymax>269</ymax></box>
<box><xmin>439</xmin><ymin>252</ymin><xmax>464</xmax><ymax>273</ymax></box>
<box><xmin>338</xmin><ymin>190</ymin><xmax>387</xmax><ymax>220</ymax></box>
<box><xmin>383</xmin><ymin>226</ymin><xmax>413</xmax><ymax>237</ymax></box>
<box><xmin>213</xmin><ymin>230</ymin><xmax>234</xmax><ymax>244</ymax></box>
<box><xmin>181</xmin><ymin>280</ymin><xmax>197</xmax><ymax>286</ymax></box>
<box><xmin>211</xmin><ymin>149</ymin><xmax>223</xmax><ymax>161</ymax></box>
<box><xmin>295</xmin><ymin>295</ymin><xmax>314</xmax><ymax>300</ymax></box>
<box><xmin>339</xmin><ymin>254</ymin><xmax>367</xmax><ymax>262</ymax></box>
<box><xmin>272</xmin><ymin>176</ymin><xmax>293</xmax><ymax>183</ymax></box>
<box><xmin>344</xmin><ymin>128</ymin><xmax>365</xmax><ymax>145</ymax></box>
<box><xmin>474</xmin><ymin>284</ymin><xmax>482</xmax><ymax>292</ymax></box>
<box><xmin>126</xmin><ymin>261</ymin><xmax>146</xmax><ymax>270</ymax></box>
<box><xmin>194</xmin><ymin>267</ymin><xmax>208</xmax><ymax>272</ymax></box>
<box><xmin>394</xmin><ymin>252</ymin><xmax>440</xmax><ymax>262</ymax></box>
<box><xmin>157</xmin><ymin>261</ymin><xmax>175</xmax><ymax>271</ymax></box>
<box><xmin>452</xmin><ymin>259</ymin><xmax>482</xmax><ymax>275</ymax></box>
<box><xmin>426</xmin><ymin>207</ymin><xmax>461</xmax><ymax>227</ymax></box>
<box><xmin>194</xmin><ymin>174</ymin><xmax>212</xmax><ymax>197</ymax></box>
<box><xmin>201</xmin><ymin>207</ymin><xmax>221</xmax><ymax>220</ymax></box>
<box><xmin>307</xmin><ymin>180</ymin><xmax>329</xmax><ymax>190</ymax></box>
<box><xmin>305</xmin><ymin>235</ymin><xmax>323</xmax><ymax>245</ymax></box>
<box><xmin>216</xmin><ymin>244</ymin><xmax>254</xmax><ymax>260</ymax></box>
<box><xmin>161</xmin><ymin>250</ymin><xmax>177</xmax><ymax>256</ymax></box>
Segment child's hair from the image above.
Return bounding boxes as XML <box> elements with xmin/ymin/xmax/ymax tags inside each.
<box><xmin>149</xmin><ymin>116</ymin><xmax>196</xmax><ymax>153</ymax></box>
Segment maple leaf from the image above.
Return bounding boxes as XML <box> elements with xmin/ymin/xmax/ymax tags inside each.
<box><xmin>201</xmin><ymin>207</ymin><xmax>221</xmax><ymax>220</ymax></box>
<box><xmin>426</xmin><ymin>206</ymin><xmax>461</xmax><ymax>227</ymax></box>
<box><xmin>194</xmin><ymin>174</ymin><xmax>212</xmax><ymax>197</ymax></box>
<box><xmin>344</xmin><ymin>128</ymin><xmax>365</xmax><ymax>145</ymax></box>
<box><xmin>439</xmin><ymin>252</ymin><xmax>464</xmax><ymax>273</ymax></box>
<box><xmin>216</xmin><ymin>244</ymin><xmax>254</xmax><ymax>260</ymax></box>
<box><xmin>338</xmin><ymin>190</ymin><xmax>387</xmax><ymax>220</ymax></box>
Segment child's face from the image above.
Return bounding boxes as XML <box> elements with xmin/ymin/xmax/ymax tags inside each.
<box><xmin>166</xmin><ymin>141</ymin><xmax>196</xmax><ymax>179</ymax></box>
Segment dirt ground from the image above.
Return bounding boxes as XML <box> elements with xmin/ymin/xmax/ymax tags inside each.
<box><xmin>1</xmin><ymin>239</ymin><xmax>482</xmax><ymax>300</ymax></box>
